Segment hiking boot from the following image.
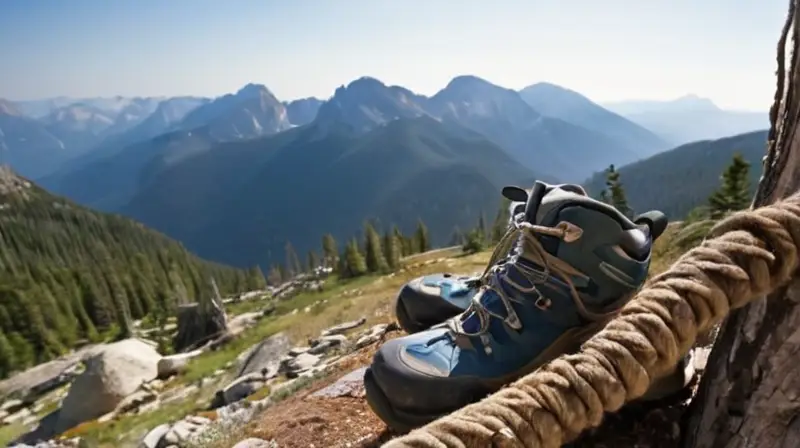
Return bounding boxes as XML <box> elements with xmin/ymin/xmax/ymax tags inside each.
<box><xmin>365</xmin><ymin>181</ymin><xmax>662</xmax><ymax>432</ymax></box>
<box><xmin>394</xmin><ymin>200</ymin><xmax>669</xmax><ymax>335</ymax></box>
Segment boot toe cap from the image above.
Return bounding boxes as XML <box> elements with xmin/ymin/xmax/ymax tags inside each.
<box><xmin>370</xmin><ymin>330</ymin><xmax>483</xmax><ymax>413</ymax></box>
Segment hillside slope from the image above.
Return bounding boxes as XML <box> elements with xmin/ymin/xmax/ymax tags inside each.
<box><xmin>0</xmin><ymin>166</ymin><xmax>251</xmax><ymax>377</ymax></box>
<box><xmin>121</xmin><ymin>117</ymin><xmax>537</xmax><ymax>268</ymax></box>
<box><xmin>583</xmin><ymin>130</ymin><xmax>768</xmax><ymax>218</ymax></box>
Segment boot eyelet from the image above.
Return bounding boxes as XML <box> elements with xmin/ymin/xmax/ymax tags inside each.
<box><xmin>535</xmin><ymin>297</ymin><xmax>552</xmax><ymax>310</ymax></box>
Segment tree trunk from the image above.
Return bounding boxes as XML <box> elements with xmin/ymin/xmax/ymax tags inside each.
<box><xmin>683</xmin><ymin>2</ymin><xmax>800</xmax><ymax>447</ymax></box>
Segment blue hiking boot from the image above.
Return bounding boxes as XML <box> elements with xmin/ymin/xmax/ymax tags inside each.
<box><xmin>366</xmin><ymin>181</ymin><xmax>664</xmax><ymax>432</ymax></box>
<box><xmin>394</xmin><ymin>188</ymin><xmax>669</xmax><ymax>335</ymax></box>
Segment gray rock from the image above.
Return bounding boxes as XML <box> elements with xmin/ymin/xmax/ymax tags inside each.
<box><xmin>236</xmin><ymin>333</ymin><xmax>291</xmax><ymax>378</ymax></box>
<box><xmin>157</xmin><ymin>350</ymin><xmax>203</xmax><ymax>379</ymax></box>
<box><xmin>283</xmin><ymin>353</ymin><xmax>320</xmax><ymax>376</ymax></box>
<box><xmin>232</xmin><ymin>438</ymin><xmax>277</xmax><ymax>448</ymax></box>
<box><xmin>310</xmin><ymin>367</ymin><xmax>367</xmax><ymax>399</ymax></box>
<box><xmin>320</xmin><ymin>317</ymin><xmax>367</xmax><ymax>337</ymax></box>
<box><xmin>56</xmin><ymin>339</ymin><xmax>161</xmax><ymax>433</ymax></box>
<box><xmin>1</xmin><ymin>399</ymin><xmax>25</xmax><ymax>413</ymax></box>
<box><xmin>139</xmin><ymin>423</ymin><xmax>169</xmax><ymax>448</ymax></box>
<box><xmin>288</xmin><ymin>346</ymin><xmax>309</xmax><ymax>356</ymax></box>
<box><xmin>163</xmin><ymin>420</ymin><xmax>194</xmax><ymax>445</ymax></box>
<box><xmin>2</xmin><ymin>406</ymin><xmax>32</xmax><ymax>425</ymax></box>
<box><xmin>222</xmin><ymin>373</ymin><xmax>265</xmax><ymax>404</ymax></box>
<box><xmin>116</xmin><ymin>390</ymin><xmax>158</xmax><ymax>415</ymax></box>
<box><xmin>355</xmin><ymin>323</ymin><xmax>390</xmax><ymax>349</ymax></box>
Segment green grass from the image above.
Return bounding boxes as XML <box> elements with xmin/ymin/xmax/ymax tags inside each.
<box><xmin>0</xmin><ymin>422</ymin><xmax>27</xmax><ymax>447</ymax></box>
<box><xmin>225</xmin><ymin>296</ymin><xmax>271</xmax><ymax>317</ymax></box>
<box><xmin>180</xmin><ymin>275</ymin><xmax>375</xmax><ymax>384</ymax></box>
<box><xmin>272</xmin><ymin>274</ymin><xmax>378</xmax><ymax>316</ymax></box>
<box><xmin>77</xmin><ymin>398</ymin><xmax>204</xmax><ymax>447</ymax></box>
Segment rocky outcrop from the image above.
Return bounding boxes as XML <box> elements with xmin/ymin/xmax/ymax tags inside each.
<box><xmin>55</xmin><ymin>339</ymin><xmax>161</xmax><ymax>433</ymax></box>
<box><xmin>236</xmin><ymin>333</ymin><xmax>291</xmax><ymax>378</ymax></box>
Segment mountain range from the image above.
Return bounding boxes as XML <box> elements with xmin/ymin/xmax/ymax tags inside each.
<box><xmin>1</xmin><ymin>76</ymin><xmax>770</xmax><ymax>268</ymax></box>
<box><xmin>603</xmin><ymin>95</ymin><xmax>767</xmax><ymax>145</ymax></box>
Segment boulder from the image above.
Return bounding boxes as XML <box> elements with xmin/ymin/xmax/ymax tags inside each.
<box><xmin>55</xmin><ymin>339</ymin><xmax>161</xmax><ymax>433</ymax></box>
<box><xmin>221</xmin><ymin>373</ymin><xmax>265</xmax><ymax>405</ymax></box>
<box><xmin>157</xmin><ymin>349</ymin><xmax>203</xmax><ymax>379</ymax></box>
<box><xmin>139</xmin><ymin>423</ymin><xmax>170</xmax><ymax>448</ymax></box>
<box><xmin>236</xmin><ymin>333</ymin><xmax>291</xmax><ymax>378</ymax></box>
<box><xmin>281</xmin><ymin>353</ymin><xmax>320</xmax><ymax>378</ymax></box>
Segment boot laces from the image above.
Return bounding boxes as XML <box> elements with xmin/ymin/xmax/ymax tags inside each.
<box><xmin>444</xmin><ymin>216</ymin><xmax>626</xmax><ymax>353</ymax></box>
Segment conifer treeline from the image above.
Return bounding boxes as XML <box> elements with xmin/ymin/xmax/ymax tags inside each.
<box><xmin>0</xmin><ymin>183</ymin><xmax>255</xmax><ymax>378</ymax></box>
<box><xmin>596</xmin><ymin>153</ymin><xmax>751</xmax><ymax>220</ymax></box>
<box><xmin>265</xmin><ymin>220</ymin><xmax>432</xmax><ymax>283</ymax></box>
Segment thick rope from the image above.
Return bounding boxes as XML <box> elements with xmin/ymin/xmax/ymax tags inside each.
<box><xmin>383</xmin><ymin>193</ymin><xmax>800</xmax><ymax>448</ymax></box>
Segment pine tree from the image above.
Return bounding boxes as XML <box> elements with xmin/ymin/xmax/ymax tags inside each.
<box><xmin>363</xmin><ymin>223</ymin><xmax>389</xmax><ymax>273</ymax></box>
<box><xmin>602</xmin><ymin>164</ymin><xmax>632</xmax><ymax>217</ymax></box>
<box><xmin>383</xmin><ymin>230</ymin><xmax>401</xmax><ymax>270</ymax></box>
<box><xmin>462</xmin><ymin>229</ymin><xmax>485</xmax><ymax>254</ymax></box>
<box><xmin>392</xmin><ymin>226</ymin><xmax>408</xmax><ymax>256</ymax></box>
<box><xmin>477</xmin><ymin>212</ymin><xmax>487</xmax><ymax>242</ymax></box>
<box><xmin>449</xmin><ymin>226</ymin><xmax>465</xmax><ymax>246</ymax></box>
<box><xmin>267</xmin><ymin>264</ymin><xmax>283</xmax><ymax>285</ymax></box>
<box><xmin>307</xmin><ymin>251</ymin><xmax>319</xmax><ymax>272</ymax></box>
<box><xmin>246</xmin><ymin>266</ymin><xmax>267</xmax><ymax>290</ymax></box>
<box><xmin>284</xmin><ymin>242</ymin><xmax>302</xmax><ymax>278</ymax></box>
<box><xmin>342</xmin><ymin>239</ymin><xmax>368</xmax><ymax>278</ymax></box>
<box><xmin>491</xmin><ymin>199</ymin><xmax>512</xmax><ymax>243</ymax></box>
<box><xmin>321</xmin><ymin>234</ymin><xmax>338</xmax><ymax>268</ymax></box>
<box><xmin>708</xmin><ymin>153</ymin><xmax>752</xmax><ymax>218</ymax></box>
<box><xmin>415</xmin><ymin>220</ymin><xmax>430</xmax><ymax>253</ymax></box>
<box><xmin>0</xmin><ymin>330</ymin><xmax>17</xmax><ymax>377</ymax></box>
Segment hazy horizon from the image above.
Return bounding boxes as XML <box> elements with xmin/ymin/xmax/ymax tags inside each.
<box><xmin>0</xmin><ymin>0</ymin><xmax>789</xmax><ymax>112</ymax></box>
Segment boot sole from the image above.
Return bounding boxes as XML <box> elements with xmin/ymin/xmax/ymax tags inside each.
<box><xmin>365</xmin><ymin>321</ymin><xmax>697</xmax><ymax>433</ymax></box>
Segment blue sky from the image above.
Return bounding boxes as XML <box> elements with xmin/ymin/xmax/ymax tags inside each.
<box><xmin>0</xmin><ymin>0</ymin><xmax>789</xmax><ymax>111</ymax></box>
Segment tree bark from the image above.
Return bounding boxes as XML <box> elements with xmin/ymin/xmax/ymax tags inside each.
<box><xmin>683</xmin><ymin>2</ymin><xmax>800</xmax><ymax>447</ymax></box>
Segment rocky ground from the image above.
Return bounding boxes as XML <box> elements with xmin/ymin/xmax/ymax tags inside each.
<box><xmin>0</xmin><ymin>238</ymin><xmax>708</xmax><ymax>448</ymax></box>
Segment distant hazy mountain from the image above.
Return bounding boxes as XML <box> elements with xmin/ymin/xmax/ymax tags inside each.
<box><xmin>519</xmin><ymin>83</ymin><xmax>668</xmax><ymax>155</ymax></box>
<box><xmin>428</xmin><ymin>76</ymin><xmax>646</xmax><ymax>181</ymax></box>
<box><xmin>121</xmin><ymin>116</ymin><xmax>537</xmax><ymax>268</ymax></box>
<box><xmin>583</xmin><ymin>130</ymin><xmax>769</xmax><ymax>218</ymax></box>
<box><xmin>602</xmin><ymin>95</ymin><xmax>768</xmax><ymax>145</ymax></box>
<box><xmin>179</xmin><ymin>84</ymin><xmax>291</xmax><ymax>140</ymax></box>
<box><xmin>99</xmin><ymin>96</ymin><xmax>210</xmax><ymax>150</ymax></box>
<box><xmin>98</xmin><ymin>97</ymin><xmax>165</xmax><ymax>137</ymax></box>
<box><xmin>0</xmin><ymin>99</ymin><xmax>68</xmax><ymax>179</ymax></box>
<box><xmin>41</xmin><ymin>103</ymin><xmax>115</xmax><ymax>153</ymax></box>
<box><xmin>14</xmin><ymin>96</ymin><xmax>165</xmax><ymax>121</ymax></box>
<box><xmin>314</xmin><ymin>77</ymin><xmax>430</xmax><ymax>133</ymax></box>
<box><xmin>39</xmin><ymin>127</ymin><xmax>219</xmax><ymax>211</ymax></box>
<box><xmin>284</xmin><ymin>97</ymin><xmax>324</xmax><ymax>126</ymax></box>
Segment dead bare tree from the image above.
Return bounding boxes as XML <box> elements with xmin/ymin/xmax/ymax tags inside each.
<box><xmin>683</xmin><ymin>2</ymin><xmax>800</xmax><ymax>446</ymax></box>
